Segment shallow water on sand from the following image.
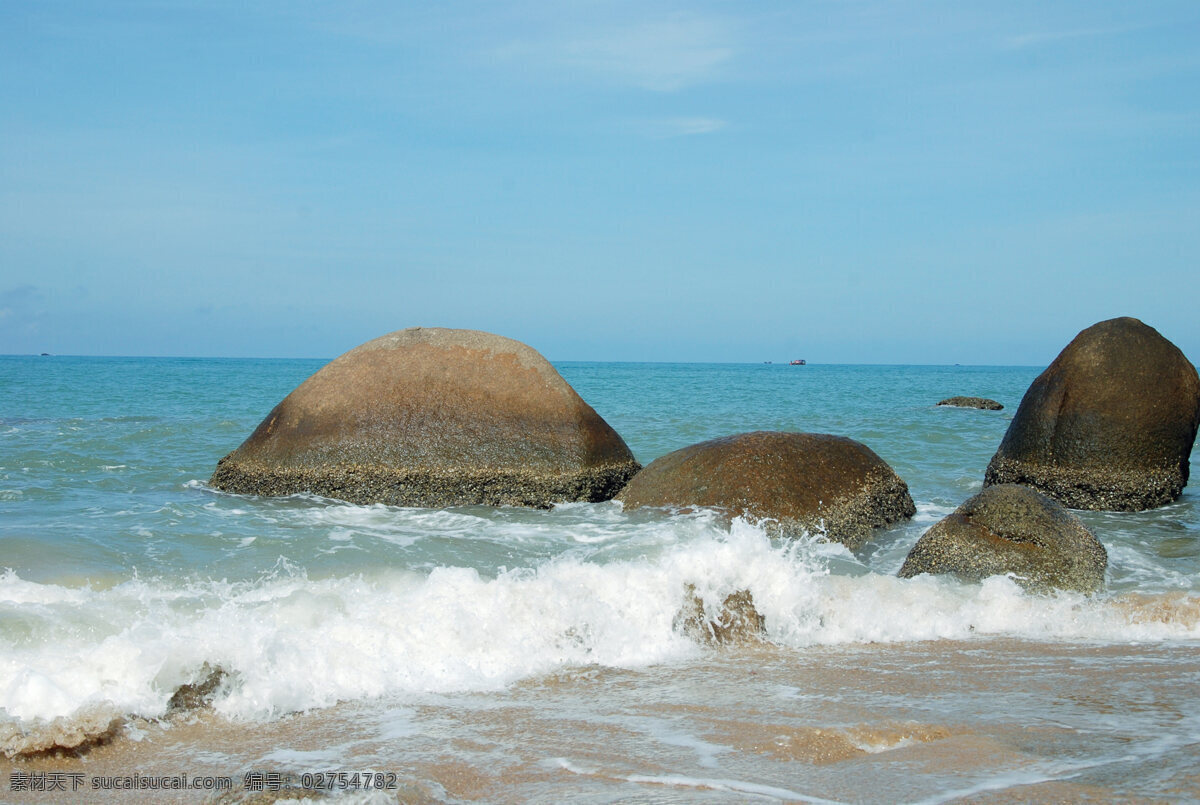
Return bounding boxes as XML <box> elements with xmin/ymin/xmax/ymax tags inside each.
<box><xmin>0</xmin><ymin>355</ymin><xmax>1197</xmax><ymax>802</ymax></box>
<box><xmin>5</xmin><ymin>640</ymin><xmax>1199</xmax><ymax>803</ymax></box>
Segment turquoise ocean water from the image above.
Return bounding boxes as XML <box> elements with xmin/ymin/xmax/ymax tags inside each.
<box><xmin>1</xmin><ymin>355</ymin><xmax>1198</xmax><ymax>802</ymax></box>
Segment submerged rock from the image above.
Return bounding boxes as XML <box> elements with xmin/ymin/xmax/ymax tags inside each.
<box><xmin>898</xmin><ymin>484</ymin><xmax>1107</xmax><ymax>594</ymax></box>
<box><xmin>210</xmin><ymin>328</ymin><xmax>641</xmax><ymax>508</ymax></box>
<box><xmin>0</xmin><ymin>706</ymin><xmax>124</xmax><ymax>759</ymax></box>
<box><xmin>936</xmin><ymin>396</ymin><xmax>1003</xmax><ymax>410</ymax></box>
<box><xmin>984</xmin><ymin>317</ymin><xmax>1200</xmax><ymax>511</ymax></box>
<box><xmin>673</xmin><ymin>584</ymin><xmax>766</xmax><ymax>645</ymax></box>
<box><xmin>617</xmin><ymin>431</ymin><xmax>914</xmax><ymax>550</ymax></box>
<box><xmin>166</xmin><ymin>664</ymin><xmax>227</xmax><ymax>715</ymax></box>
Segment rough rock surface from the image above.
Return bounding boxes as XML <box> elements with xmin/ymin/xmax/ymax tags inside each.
<box><xmin>984</xmin><ymin>317</ymin><xmax>1200</xmax><ymax>511</ymax></box>
<box><xmin>937</xmin><ymin>396</ymin><xmax>1003</xmax><ymax>410</ymax></box>
<box><xmin>616</xmin><ymin>431</ymin><xmax>915</xmax><ymax>549</ymax></box>
<box><xmin>0</xmin><ymin>706</ymin><xmax>124</xmax><ymax>759</ymax></box>
<box><xmin>166</xmin><ymin>665</ymin><xmax>228</xmax><ymax>715</ymax></box>
<box><xmin>898</xmin><ymin>484</ymin><xmax>1107</xmax><ymax>593</ymax></box>
<box><xmin>210</xmin><ymin>328</ymin><xmax>641</xmax><ymax>507</ymax></box>
<box><xmin>673</xmin><ymin>584</ymin><xmax>766</xmax><ymax>645</ymax></box>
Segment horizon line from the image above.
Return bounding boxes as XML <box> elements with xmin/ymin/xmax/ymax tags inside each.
<box><xmin>1</xmin><ymin>353</ymin><xmax>1045</xmax><ymax>369</ymax></box>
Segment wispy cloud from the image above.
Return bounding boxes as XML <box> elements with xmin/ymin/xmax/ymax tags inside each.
<box><xmin>498</xmin><ymin>13</ymin><xmax>734</xmax><ymax>91</ymax></box>
<box><xmin>640</xmin><ymin>117</ymin><xmax>727</xmax><ymax>138</ymax></box>
<box><xmin>1001</xmin><ymin>25</ymin><xmax>1141</xmax><ymax>50</ymax></box>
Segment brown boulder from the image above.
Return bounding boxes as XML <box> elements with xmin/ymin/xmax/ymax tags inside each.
<box><xmin>898</xmin><ymin>484</ymin><xmax>1107</xmax><ymax>594</ymax></box>
<box><xmin>210</xmin><ymin>328</ymin><xmax>641</xmax><ymax>507</ymax></box>
<box><xmin>616</xmin><ymin>431</ymin><xmax>914</xmax><ymax>549</ymax></box>
<box><xmin>984</xmin><ymin>317</ymin><xmax>1200</xmax><ymax>510</ymax></box>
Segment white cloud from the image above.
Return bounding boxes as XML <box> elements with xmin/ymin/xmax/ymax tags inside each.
<box><xmin>499</xmin><ymin>13</ymin><xmax>734</xmax><ymax>91</ymax></box>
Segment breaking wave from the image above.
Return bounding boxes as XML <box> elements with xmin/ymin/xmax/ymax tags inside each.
<box><xmin>2</xmin><ymin>514</ymin><xmax>1198</xmax><ymax>748</ymax></box>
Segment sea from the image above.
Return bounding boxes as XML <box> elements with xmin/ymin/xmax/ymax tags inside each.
<box><xmin>1</xmin><ymin>355</ymin><xmax>1198</xmax><ymax>803</ymax></box>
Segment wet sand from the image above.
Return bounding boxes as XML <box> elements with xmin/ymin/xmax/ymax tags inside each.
<box><xmin>4</xmin><ymin>638</ymin><xmax>1199</xmax><ymax>803</ymax></box>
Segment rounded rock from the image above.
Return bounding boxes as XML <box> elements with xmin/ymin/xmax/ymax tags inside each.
<box><xmin>984</xmin><ymin>317</ymin><xmax>1200</xmax><ymax>510</ymax></box>
<box><xmin>616</xmin><ymin>431</ymin><xmax>915</xmax><ymax>549</ymax></box>
<box><xmin>210</xmin><ymin>328</ymin><xmax>641</xmax><ymax>508</ymax></box>
<box><xmin>898</xmin><ymin>483</ymin><xmax>1107</xmax><ymax>594</ymax></box>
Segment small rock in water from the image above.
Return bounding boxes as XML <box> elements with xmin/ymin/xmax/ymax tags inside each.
<box><xmin>936</xmin><ymin>396</ymin><xmax>1003</xmax><ymax>410</ymax></box>
<box><xmin>166</xmin><ymin>664</ymin><xmax>228</xmax><ymax>715</ymax></box>
<box><xmin>674</xmin><ymin>583</ymin><xmax>766</xmax><ymax>645</ymax></box>
<box><xmin>0</xmin><ymin>705</ymin><xmax>124</xmax><ymax>759</ymax></box>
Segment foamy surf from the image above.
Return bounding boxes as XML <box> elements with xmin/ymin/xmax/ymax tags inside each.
<box><xmin>2</xmin><ymin>515</ymin><xmax>1199</xmax><ymax>753</ymax></box>
<box><xmin>553</xmin><ymin>757</ymin><xmax>828</xmax><ymax>803</ymax></box>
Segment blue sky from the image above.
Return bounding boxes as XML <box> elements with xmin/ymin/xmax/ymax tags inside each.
<box><xmin>2</xmin><ymin>1</ymin><xmax>1198</xmax><ymax>364</ymax></box>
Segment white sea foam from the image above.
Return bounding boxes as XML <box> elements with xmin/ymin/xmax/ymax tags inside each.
<box><xmin>619</xmin><ymin>715</ymin><xmax>729</xmax><ymax>768</ymax></box>
<box><xmin>911</xmin><ymin>500</ymin><xmax>957</xmax><ymax>525</ymax></box>
<box><xmin>0</xmin><ymin>521</ymin><xmax>1198</xmax><ymax>732</ymax></box>
<box><xmin>1107</xmin><ymin>542</ymin><xmax>1196</xmax><ymax>590</ymax></box>
<box><xmin>0</xmin><ymin>571</ymin><xmax>92</xmax><ymax>606</ymax></box>
<box><xmin>621</xmin><ymin>773</ymin><xmax>822</xmax><ymax>802</ymax></box>
<box><xmin>551</xmin><ymin>757</ymin><xmax>828</xmax><ymax>803</ymax></box>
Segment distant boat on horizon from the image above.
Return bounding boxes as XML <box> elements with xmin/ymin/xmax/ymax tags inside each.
<box><xmin>789</xmin><ymin>359</ymin><xmax>806</xmax><ymax>366</ymax></box>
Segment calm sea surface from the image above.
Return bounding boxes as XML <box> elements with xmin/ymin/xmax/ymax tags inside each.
<box><xmin>1</xmin><ymin>356</ymin><xmax>1198</xmax><ymax>802</ymax></box>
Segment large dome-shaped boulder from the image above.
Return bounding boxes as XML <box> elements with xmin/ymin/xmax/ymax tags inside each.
<box><xmin>898</xmin><ymin>484</ymin><xmax>1107</xmax><ymax>594</ymax></box>
<box><xmin>984</xmin><ymin>317</ymin><xmax>1200</xmax><ymax>511</ymax></box>
<box><xmin>210</xmin><ymin>328</ymin><xmax>641</xmax><ymax>508</ymax></box>
<box><xmin>615</xmin><ymin>431</ymin><xmax>914</xmax><ymax>549</ymax></box>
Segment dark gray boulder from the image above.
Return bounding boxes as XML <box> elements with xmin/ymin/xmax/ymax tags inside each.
<box><xmin>898</xmin><ymin>484</ymin><xmax>1107</xmax><ymax>594</ymax></box>
<box><xmin>616</xmin><ymin>431</ymin><xmax>915</xmax><ymax>550</ymax></box>
<box><xmin>210</xmin><ymin>328</ymin><xmax>641</xmax><ymax>508</ymax></box>
<box><xmin>937</xmin><ymin>396</ymin><xmax>1003</xmax><ymax>410</ymax></box>
<box><xmin>984</xmin><ymin>317</ymin><xmax>1200</xmax><ymax>510</ymax></box>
